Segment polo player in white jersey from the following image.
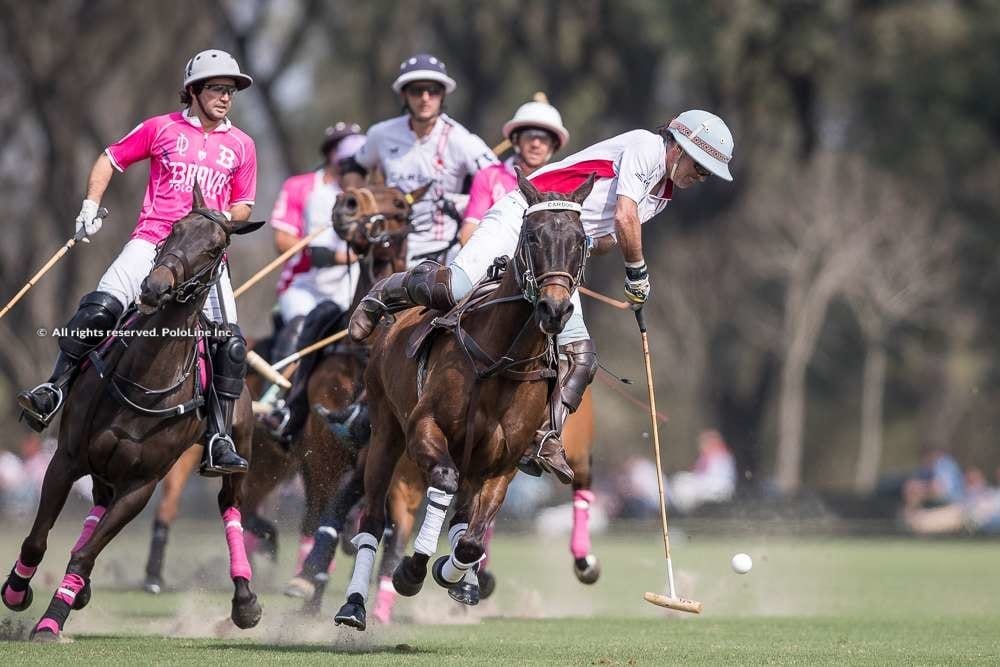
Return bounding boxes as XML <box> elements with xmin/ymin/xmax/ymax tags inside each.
<box><xmin>17</xmin><ymin>50</ymin><xmax>259</xmax><ymax>475</ymax></box>
<box><xmin>339</xmin><ymin>52</ymin><xmax>498</xmax><ymax>265</ymax></box>
<box><xmin>349</xmin><ymin>110</ymin><xmax>735</xmax><ymax>483</ymax></box>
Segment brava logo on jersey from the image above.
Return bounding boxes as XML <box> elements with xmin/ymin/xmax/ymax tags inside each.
<box><xmin>165</xmin><ymin>145</ymin><xmax>235</xmax><ymax>198</ymax></box>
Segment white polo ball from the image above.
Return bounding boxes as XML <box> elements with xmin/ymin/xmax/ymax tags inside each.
<box><xmin>730</xmin><ymin>553</ymin><xmax>752</xmax><ymax>574</ymax></box>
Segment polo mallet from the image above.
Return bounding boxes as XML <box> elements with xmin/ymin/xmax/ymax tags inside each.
<box><xmin>635</xmin><ymin>307</ymin><xmax>702</xmax><ymax>614</ymax></box>
<box><xmin>233</xmin><ymin>222</ymin><xmax>333</xmax><ymax>299</ymax></box>
<box><xmin>0</xmin><ymin>208</ymin><xmax>109</xmax><ymax>321</ymax></box>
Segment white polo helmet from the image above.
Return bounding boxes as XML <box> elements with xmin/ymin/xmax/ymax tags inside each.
<box><xmin>183</xmin><ymin>49</ymin><xmax>253</xmax><ymax>91</ymax></box>
<box><xmin>391</xmin><ymin>53</ymin><xmax>457</xmax><ymax>94</ymax></box>
<box><xmin>667</xmin><ymin>110</ymin><xmax>734</xmax><ymax>181</ymax></box>
<box><xmin>502</xmin><ymin>92</ymin><xmax>570</xmax><ymax>150</ymax></box>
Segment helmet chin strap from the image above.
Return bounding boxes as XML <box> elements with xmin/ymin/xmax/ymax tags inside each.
<box><xmin>669</xmin><ymin>150</ymin><xmax>682</xmax><ymax>182</ymax></box>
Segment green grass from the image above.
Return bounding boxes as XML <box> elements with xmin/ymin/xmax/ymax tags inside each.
<box><xmin>2</xmin><ymin>517</ymin><xmax>1000</xmax><ymax>664</ymax></box>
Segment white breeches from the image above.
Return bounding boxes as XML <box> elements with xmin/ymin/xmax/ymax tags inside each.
<box><xmin>96</xmin><ymin>239</ymin><xmax>238</xmax><ymax>324</ymax></box>
<box><xmin>450</xmin><ymin>193</ymin><xmax>589</xmax><ymax>345</ymax></box>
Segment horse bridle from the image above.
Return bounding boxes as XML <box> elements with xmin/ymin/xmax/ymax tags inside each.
<box><xmin>337</xmin><ymin>186</ymin><xmax>416</xmax><ymax>248</ymax></box>
<box><xmin>151</xmin><ymin>208</ymin><xmax>229</xmax><ymax>305</ymax></box>
<box><xmin>513</xmin><ymin>199</ymin><xmax>589</xmax><ymax>304</ymax></box>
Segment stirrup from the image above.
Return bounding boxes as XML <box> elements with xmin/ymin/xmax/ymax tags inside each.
<box><xmin>261</xmin><ymin>404</ymin><xmax>291</xmax><ymax>440</ymax></box>
<box><xmin>199</xmin><ymin>433</ymin><xmax>247</xmax><ymax>477</ymax></box>
<box><xmin>17</xmin><ymin>383</ymin><xmax>64</xmax><ymax>425</ymax></box>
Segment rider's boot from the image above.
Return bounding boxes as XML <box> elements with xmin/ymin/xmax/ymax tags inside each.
<box><xmin>518</xmin><ymin>339</ymin><xmax>598</xmax><ymax>485</ymax></box>
<box><xmin>201</xmin><ymin>325</ymin><xmax>250</xmax><ymax>476</ymax></box>
<box><xmin>348</xmin><ymin>261</ymin><xmax>455</xmax><ymax>341</ymax></box>
<box><xmin>17</xmin><ymin>291</ymin><xmax>123</xmax><ymax>432</ymax></box>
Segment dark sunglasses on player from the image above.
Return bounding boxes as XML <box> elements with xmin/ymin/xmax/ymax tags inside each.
<box><xmin>405</xmin><ymin>83</ymin><xmax>445</xmax><ymax>98</ymax></box>
<box><xmin>202</xmin><ymin>83</ymin><xmax>238</xmax><ymax>96</ymax></box>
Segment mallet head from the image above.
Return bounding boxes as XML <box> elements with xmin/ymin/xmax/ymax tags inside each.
<box><xmin>644</xmin><ymin>591</ymin><xmax>703</xmax><ymax>614</ymax></box>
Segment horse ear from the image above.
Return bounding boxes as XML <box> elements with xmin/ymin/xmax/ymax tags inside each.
<box><xmin>229</xmin><ymin>219</ymin><xmax>266</xmax><ymax>236</ymax></box>
<box><xmin>192</xmin><ymin>180</ymin><xmax>206</xmax><ymax>210</ymax></box>
<box><xmin>406</xmin><ymin>182</ymin><xmax>432</xmax><ymax>204</ymax></box>
<box><xmin>516</xmin><ymin>167</ymin><xmax>542</xmax><ymax>206</ymax></box>
<box><xmin>570</xmin><ymin>173</ymin><xmax>596</xmax><ymax>204</ymax></box>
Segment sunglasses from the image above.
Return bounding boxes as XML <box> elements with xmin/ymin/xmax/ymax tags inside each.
<box><xmin>687</xmin><ymin>152</ymin><xmax>711</xmax><ymax>177</ymax></box>
<box><xmin>405</xmin><ymin>83</ymin><xmax>445</xmax><ymax>98</ymax></box>
<box><xmin>517</xmin><ymin>128</ymin><xmax>556</xmax><ymax>144</ymax></box>
<box><xmin>202</xmin><ymin>83</ymin><xmax>238</xmax><ymax>97</ymax></box>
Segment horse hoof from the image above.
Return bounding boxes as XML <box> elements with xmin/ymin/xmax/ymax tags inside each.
<box><xmin>573</xmin><ymin>554</ymin><xmax>601</xmax><ymax>585</ymax></box>
<box><xmin>448</xmin><ymin>580</ymin><xmax>480</xmax><ymax>606</ymax></box>
<box><xmin>391</xmin><ymin>556</ymin><xmax>425</xmax><ymax>597</ymax></box>
<box><xmin>478</xmin><ymin>569</ymin><xmax>497</xmax><ymax>600</ymax></box>
<box><xmin>231</xmin><ymin>593</ymin><xmax>262</xmax><ymax>629</ymax></box>
<box><xmin>334</xmin><ymin>593</ymin><xmax>366</xmax><ymax>631</ymax></box>
<box><xmin>1</xmin><ymin>580</ymin><xmax>33</xmax><ymax>612</ymax></box>
<box><xmin>142</xmin><ymin>575</ymin><xmax>162</xmax><ymax>595</ymax></box>
<box><xmin>283</xmin><ymin>576</ymin><xmax>314</xmax><ymax>599</ymax></box>
<box><xmin>72</xmin><ymin>581</ymin><xmax>91</xmax><ymax>610</ymax></box>
<box><xmin>431</xmin><ymin>556</ymin><xmax>451</xmax><ymax>590</ymax></box>
<box><xmin>29</xmin><ymin>628</ymin><xmax>60</xmax><ymax>643</ymax></box>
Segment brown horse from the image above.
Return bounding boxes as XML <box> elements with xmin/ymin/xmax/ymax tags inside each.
<box><xmin>1</xmin><ymin>186</ymin><xmax>264</xmax><ymax>640</ymax></box>
<box><xmin>138</xmin><ymin>184</ymin><xmax>428</xmax><ymax>593</ymax></box>
<box><xmin>334</xmin><ymin>171</ymin><xmax>593</xmax><ymax>630</ymax></box>
<box><xmin>279</xmin><ymin>184</ymin><xmax>430</xmax><ymax>611</ymax></box>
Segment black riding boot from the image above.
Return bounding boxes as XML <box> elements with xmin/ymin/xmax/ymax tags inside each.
<box><xmin>17</xmin><ymin>291</ymin><xmax>123</xmax><ymax>432</ymax></box>
<box><xmin>348</xmin><ymin>261</ymin><xmax>456</xmax><ymax>341</ymax></box>
<box><xmin>200</xmin><ymin>326</ymin><xmax>250</xmax><ymax>476</ymax></box>
<box><xmin>518</xmin><ymin>339</ymin><xmax>598</xmax><ymax>485</ymax></box>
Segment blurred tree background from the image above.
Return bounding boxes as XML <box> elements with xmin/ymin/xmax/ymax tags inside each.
<box><xmin>1</xmin><ymin>0</ymin><xmax>997</xmax><ymax>495</ymax></box>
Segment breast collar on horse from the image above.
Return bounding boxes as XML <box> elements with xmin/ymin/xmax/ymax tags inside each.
<box><xmin>86</xmin><ymin>207</ymin><xmax>233</xmax><ymax>422</ymax></box>
<box><xmin>416</xmin><ymin>197</ymin><xmax>587</xmax><ymax>391</ymax></box>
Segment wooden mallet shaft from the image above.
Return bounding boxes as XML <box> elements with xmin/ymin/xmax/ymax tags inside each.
<box><xmin>233</xmin><ymin>222</ymin><xmax>332</xmax><ymax>299</ymax></box>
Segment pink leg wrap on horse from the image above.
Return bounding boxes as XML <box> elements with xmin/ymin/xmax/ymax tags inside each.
<box><xmin>4</xmin><ymin>559</ymin><xmax>37</xmax><ymax>607</ymax></box>
<box><xmin>222</xmin><ymin>507</ymin><xmax>252</xmax><ymax>581</ymax></box>
<box><xmin>570</xmin><ymin>489</ymin><xmax>596</xmax><ymax>559</ymax></box>
<box><xmin>35</xmin><ymin>618</ymin><xmax>60</xmax><ymax>635</ymax></box>
<box><xmin>372</xmin><ymin>576</ymin><xmax>398</xmax><ymax>624</ymax></box>
<box><xmin>296</xmin><ymin>535</ymin><xmax>314</xmax><ymax>572</ymax></box>
<box><xmin>71</xmin><ymin>506</ymin><xmax>107</xmax><ymax>553</ymax></box>
<box><xmin>54</xmin><ymin>573</ymin><xmax>86</xmax><ymax>607</ymax></box>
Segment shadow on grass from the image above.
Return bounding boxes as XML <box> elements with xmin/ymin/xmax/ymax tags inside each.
<box><xmin>70</xmin><ymin>635</ymin><xmax>433</xmax><ymax>656</ymax></box>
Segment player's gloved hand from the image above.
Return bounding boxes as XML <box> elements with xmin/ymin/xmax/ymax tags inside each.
<box><xmin>624</xmin><ymin>261</ymin><xmax>650</xmax><ymax>305</ymax></box>
<box><xmin>74</xmin><ymin>199</ymin><xmax>102</xmax><ymax>242</ymax></box>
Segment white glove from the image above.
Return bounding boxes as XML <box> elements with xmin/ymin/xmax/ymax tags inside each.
<box><xmin>74</xmin><ymin>199</ymin><xmax>102</xmax><ymax>241</ymax></box>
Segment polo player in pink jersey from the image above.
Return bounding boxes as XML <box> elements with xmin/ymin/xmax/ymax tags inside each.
<box><xmin>18</xmin><ymin>49</ymin><xmax>259</xmax><ymax>476</ymax></box>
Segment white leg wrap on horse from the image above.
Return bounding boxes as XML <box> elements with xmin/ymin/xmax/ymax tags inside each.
<box><xmin>346</xmin><ymin>532</ymin><xmax>379</xmax><ymax>602</ymax></box>
<box><xmin>413</xmin><ymin>487</ymin><xmax>453</xmax><ymax>556</ymax></box>
<box><xmin>448</xmin><ymin>523</ymin><xmax>468</xmax><ymax>549</ymax></box>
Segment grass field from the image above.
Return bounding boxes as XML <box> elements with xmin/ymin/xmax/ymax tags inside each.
<box><xmin>2</xmin><ymin>515</ymin><xmax>1000</xmax><ymax>664</ymax></box>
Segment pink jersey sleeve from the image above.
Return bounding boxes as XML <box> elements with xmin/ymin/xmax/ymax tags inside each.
<box><xmin>105</xmin><ymin>119</ymin><xmax>159</xmax><ymax>172</ymax></box>
<box><xmin>230</xmin><ymin>138</ymin><xmax>257</xmax><ymax>207</ymax></box>
<box><xmin>270</xmin><ymin>177</ymin><xmax>304</xmax><ymax>237</ymax></box>
<box><xmin>463</xmin><ymin>168</ymin><xmax>496</xmax><ymax>221</ymax></box>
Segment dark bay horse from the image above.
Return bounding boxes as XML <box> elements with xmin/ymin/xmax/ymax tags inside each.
<box><xmin>1</xmin><ymin>186</ymin><xmax>264</xmax><ymax>640</ymax></box>
<box><xmin>334</xmin><ymin>171</ymin><xmax>594</xmax><ymax>630</ymax></box>
<box><xmin>138</xmin><ymin>184</ymin><xmax>429</xmax><ymax>593</ymax></box>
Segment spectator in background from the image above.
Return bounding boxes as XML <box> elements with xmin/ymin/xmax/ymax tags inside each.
<box><xmin>904</xmin><ymin>465</ymin><xmax>1000</xmax><ymax>535</ymax></box>
<box><xmin>612</xmin><ymin>455</ymin><xmax>663</xmax><ymax>519</ymax></box>
<box><xmin>902</xmin><ymin>447</ymin><xmax>965</xmax><ymax>511</ymax></box>
<box><xmin>666</xmin><ymin>429</ymin><xmax>736</xmax><ymax>514</ymax></box>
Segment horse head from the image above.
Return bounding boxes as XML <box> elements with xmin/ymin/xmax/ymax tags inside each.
<box><xmin>514</xmin><ymin>169</ymin><xmax>594</xmax><ymax>335</ymax></box>
<box><xmin>332</xmin><ymin>183</ymin><xmax>431</xmax><ymax>262</ymax></box>
<box><xmin>138</xmin><ymin>182</ymin><xmax>264</xmax><ymax>314</ymax></box>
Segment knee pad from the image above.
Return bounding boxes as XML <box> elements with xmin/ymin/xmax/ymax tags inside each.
<box><xmin>213</xmin><ymin>326</ymin><xmax>247</xmax><ymax>400</ymax></box>
<box><xmin>59</xmin><ymin>291</ymin><xmax>125</xmax><ymax>358</ymax></box>
<box><xmin>561</xmin><ymin>339</ymin><xmax>598</xmax><ymax>411</ymax></box>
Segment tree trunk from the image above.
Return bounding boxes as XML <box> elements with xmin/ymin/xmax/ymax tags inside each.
<box><xmin>775</xmin><ymin>329</ymin><xmax>811</xmax><ymax>493</ymax></box>
<box><xmin>854</xmin><ymin>336</ymin><xmax>887</xmax><ymax>494</ymax></box>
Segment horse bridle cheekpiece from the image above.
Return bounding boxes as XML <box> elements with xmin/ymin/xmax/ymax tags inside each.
<box><xmin>515</xmin><ymin>200</ymin><xmax>587</xmax><ymax>304</ymax></box>
<box><xmin>153</xmin><ymin>208</ymin><xmax>229</xmax><ymax>305</ymax></box>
